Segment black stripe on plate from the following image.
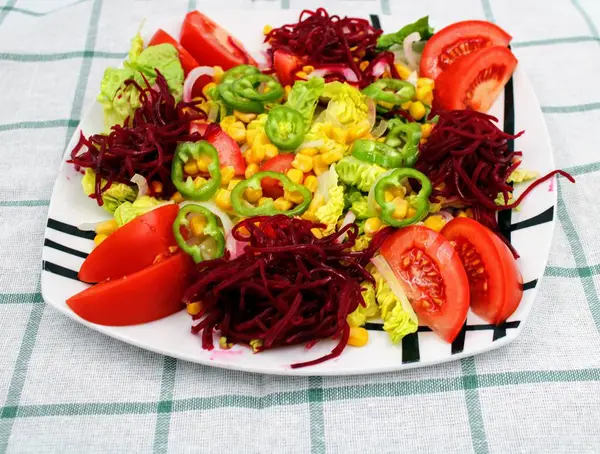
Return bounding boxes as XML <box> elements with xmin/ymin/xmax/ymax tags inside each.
<box><xmin>42</xmin><ymin>261</ymin><xmax>80</xmax><ymax>281</ymax></box>
<box><xmin>365</xmin><ymin>321</ymin><xmax>520</xmax><ymax>332</ymax></box>
<box><xmin>401</xmin><ymin>332</ymin><xmax>420</xmax><ymax>363</ymax></box>
<box><xmin>369</xmin><ymin>14</ymin><xmax>381</xmax><ymax>30</ymax></box>
<box><xmin>44</xmin><ymin>238</ymin><xmax>88</xmax><ymax>259</ymax></box>
<box><xmin>493</xmin><ymin>325</ymin><xmax>507</xmax><ymax>341</ymax></box>
<box><xmin>47</xmin><ymin>218</ymin><xmax>95</xmax><ymax>240</ymax></box>
<box><xmin>510</xmin><ymin>206</ymin><xmax>554</xmax><ymax>232</ymax></box>
<box><xmin>498</xmin><ymin>74</ymin><xmax>515</xmax><ymax>243</ymax></box>
<box><xmin>451</xmin><ymin>322</ymin><xmax>468</xmax><ymax>354</ymax></box>
<box><xmin>523</xmin><ymin>279</ymin><xmax>537</xmax><ymax>291</ymax></box>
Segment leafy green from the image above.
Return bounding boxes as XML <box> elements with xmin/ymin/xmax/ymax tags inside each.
<box><xmin>347</xmin><ymin>282</ymin><xmax>380</xmax><ymax>327</ymax></box>
<box><xmin>113</xmin><ymin>196</ymin><xmax>169</xmax><ymax>226</ymax></box>
<box><xmin>376</xmin><ymin>16</ymin><xmax>434</xmax><ymax>50</ymax></box>
<box><xmin>315</xmin><ymin>165</ymin><xmax>345</xmax><ymax>234</ymax></box>
<box><xmin>348</xmin><ymin>191</ymin><xmax>375</xmax><ymax>220</ymax></box>
<box><xmin>336</xmin><ymin>157</ymin><xmax>387</xmax><ymax>192</ymax></box>
<box><xmin>285</xmin><ymin>77</ymin><xmax>324</xmax><ymax>126</ymax></box>
<box><xmin>81</xmin><ymin>169</ymin><xmax>137</xmax><ymax>214</ymax></box>
<box><xmin>322</xmin><ymin>82</ymin><xmax>371</xmax><ymax>130</ymax></box>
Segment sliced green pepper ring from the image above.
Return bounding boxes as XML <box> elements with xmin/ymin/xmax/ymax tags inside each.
<box><xmin>352</xmin><ymin>139</ymin><xmax>404</xmax><ymax>168</ymax></box>
<box><xmin>231</xmin><ymin>74</ymin><xmax>284</xmax><ymax>103</ymax></box>
<box><xmin>221</xmin><ymin>64</ymin><xmax>260</xmax><ymax>84</ymax></box>
<box><xmin>230</xmin><ymin>171</ymin><xmax>312</xmax><ymax>217</ymax></box>
<box><xmin>218</xmin><ymin>82</ymin><xmax>265</xmax><ymax>113</ymax></box>
<box><xmin>374</xmin><ymin>168</ymin><xmax>432</xmax><ymax>228</ymax></box>
<box><xmin>265</xmin><ymin>106</ymin><xmax>306</xmax><ymax>151</ymax></box>
<box><xmin>363</xmin><ymin>79</ymin><xmax>416</xmax><ymax>106</ymax></box>
<box><xmin>173</xmin><ymin>204</ymin><xmax>225</xmax><ymax>263</ymax></box>
<box><xmin>384</xmin><ymin>121</ymin><xmax>422</xmax><ymax>168</ymax></box>
<box><xmin>171</xmin><ymin>141</ymin><xmax>221</xmax><ymax>201</ymax></box>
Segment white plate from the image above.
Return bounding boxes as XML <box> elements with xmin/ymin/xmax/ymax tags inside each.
<box><xmin>41</xmin><ymin>10</ymin><xmax>557</xmax><ymax>376</ymax></box>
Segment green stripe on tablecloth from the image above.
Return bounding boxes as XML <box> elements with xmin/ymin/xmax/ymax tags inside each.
<box><xmin>381</xmin><ymin>0</ymin><xmax>391</xmax><ymax>15</ymax></box>
<box><xmin>461</xmin><ymin>358</ymin><xmax>490</xmax><ymax>454</ymax></box>
<box><xmin>546</xmin><ymin>265</ymin><xmax>600</xmax><ymax>278</ymax></box>
<box><xmin>480</xmin><ymin>0</ymin><xmax>495</xmax><ymax>22</ymax></box>
<box><xmin>0</xmin><ymin>0</ymin><xmax>91</xmax><ymax>18</ymax></box>
<box><xmin>153</xmin><ymin>356</ymin><xmax>177</xmax><ymax>454</ymax></box>
<box><xmin>512</xmin><ymin>36</ymin><xmax>600</xmax><ymax>48</ymax></box>
<box><xmin>564</xmin><ymin>161</ymin><xmax>600</xmax><ymax>176</ymax></box>
<box><xmin>308</xmin><ymin>376</ymin><xmax>325</xmax><ymax>454</ymax></box>
<box><xmin>0</xmin><ymin>51</ymin><xmax>126</xmax><ymax>61</ymax></box>
<box><xmin>0</xmin><ymin>119</ymin><xmax>78</xmax><ymax>133</ymax></box>
<box><xmin>0</xmin><ymin>293</ymin><xmax>43</xmax><ymax>305</ymax></box>
<box><xmin>0</xmin><ymin>200</ymin><xmax>50</xmax><ymax>207</ymax></box>
<box><xmin>542</xmin><ymin>103</ymin><xmax>600</xmax><ymax>114</ymax></box>
<box><xmin>557</xmin><ymin>182</ymin><xmax>600</xmax><ymax>332</ymax></box>
<box><xmin>0</xmin><ymin>0</ymin><xmax>17</xmax><ymax>26</ymax></box>
<box><xmin>187</xmin><ymin>0</ymin><xmax>196</xmax><ymax>11</ymax></box>
<box><xmin>572</xmin><ymin>0</ymin><xmax>599</xmax><ymax>38</ymax></box>
<box><xmin>281</xmin><ymin>0</ymin><xmax>289</xmax><ymax>9</ymax></box>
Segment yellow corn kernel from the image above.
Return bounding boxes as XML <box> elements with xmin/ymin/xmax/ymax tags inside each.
<box><xmin>151</xmin><ymin>181</ymin><xmax>163</xmax><ymax>194</ymax></box>
<box><xmin>95</xmin><ymin>219</ymin><xmax>118</xmax><ymax>236</ymax></box>
<box><xmin>244</xmin><ymin>187</ymin><xmax>263</xmax><ymax>203</ymax></box>
<box><xmin>321</xmin><ymin>149</ymin><xmax>344</xmax><ymax>165</ymax></box>
<box><xmin>378</xmin><ymin>100</ymin><xmax>395</xmax><ymax>110</ymax></box>
<box><xmin>227</xmin><ymin>122</ymin><xmax>247</xmax><ymax>144</ymax></box>
<box><xmin>258</xmin><ymin>197</ymin><xmax>274</xmax><ymax>207</ymax></box>
<box><xmin>273</xmin><ymin>197</ymin><xmax>293</xmax><ymax>211</ymax></box>
<box><xmin>284</xmin><ymin>189</ymin><xmax>305</xmax><ymax>204</ymax></box>
<box><xmin>394</xmin><ymin>63</ymin><xmax>412</xmax><ymax>80</ymax></box>
<box><xmin>212</xmin><ymin>66</ymin><xmax>224</xmax><ymax>84</ymax></box>
<box><xmin>417</xmin><ymin>77</ymin><xmax>435</xmax><ymax>89</ymax></box>
<box><xmin>423</xmin><ymin>215</ymin><xmax>447</xmax><ymax>233</ymax></box>
<box><xmin>364</xmin><ymin>217</ymin><xmax>383</xmax><ymax>237</ymax></box>
<box><xmin>421</xmin><ymin>123</ymin><xmax>433</xmax><ymax>139</ymax></box>
<box><xmin>196</xmin><ymin>154</ymin><xmax>214</xmax><ymax>173</ymax></box>
<box><xmin>416</xmin><ymin>85</ymin><xmax>433</xmax><ymax>106</ymax></box>
<box><xmin>320</xmin><ymin>122</ymin><xmax>332</xmax><ymax>137</ymax></box>
<box><xmin>393</xmin><ymin>198</ymin><xmax>409</xmax><ymax>219</ymax></box>
<box><xmin>407</xmin><ymin>207</ymin><xmax>417</xmax><ymax>218</ymax></box>
<box><xmin>227</xmin><ymin>179</ymin><xmax>242</xmax><ymax>191</ymax></box>
<box><xmin>295</xmin><ymin>71</ymin><xmax>308</xmax><ymax>79</ymax></box>
<box><xmin>220</xmin><ymin>166</ymin><xmax>235</xmax><ymax>186</ymax></box>
<box><xmin>348</xmin><ymin>124</ymin><xmax>370</xmax><ymax>142</ymax></box>
<box><xmin>245</xmin><ymin>163</ymin><xmax>260</xmax><ymax>179</ymax></box>
<box><xmin>263</xmin><ymin>24</ymin><xmax>273</xmax><ymax>35</ymax></box>
<box><xmin>220</xmin><ymin>115</ymin><xmax>236</xmax><ymax>128</ymax></box>
<box><xmin>292</xmin><ymin>154</ymin><xmax>313</xmax><ymax>173</ymax></box>
<box><xmin>302</xmin><ymin>65</ymin><xmax>315</xmax><ymax>74</ymax></box>
<box><xmin>233</xmin><ymin>110</ymin><xmax>257</xmax><ymax>124</ymax></box>
<box><xmin>330</xmin><ymin>127</ymin><xmax>348</xmax><ymax>145</ymax></box>
<box><xmin>215</xmin><ymin>189</ymin><xmax>232</xmax><ymax>211</ymax></box>
<box><xmin>390</xmin><ymin>185</ymin><xmax>406</xmax><ymax>198</ymax></box>
<box><xmin>299</xmin><ymin>147</ymin><xmax>319</xmax><ymax>157</ymax></box>
<box><xmin>286</xmin><ymin>168</ymin><xmax>304</xmax><ymax>184</ymax></box>
<box><xmin>284</xmin><ymin>85</ymin><xmax>292</xmax><ymax>98</ymax></box>
<box><xmin>246</xmin><ymin>128</ymin><xmax>259</xmax><ymax>147</ymax></box>
<box><xmin>263</xmin><ymin>144</ymin><xmax>279</xmax><ymax>159</ymax></box>
<box><xmin>193</xmin><ymin>176</ymin><xmax>208</xmax><ymax>188</ymax></box>
<box><xmin>184</xmin><ymin>160</ymin><xmax>199</xmax><ymax>175</ymax></box>
<box><xmin>311</xmin><ymin>228</ymin><xmax>324</xmax><ymax>239</ymax></box>
<box><xmin>254</xmin><ymin>131</ymin><xmax>271</xmax><ymax>147</ymax></box>
<box><xmin>94</xmin><ymin>234</ymin><xmax>108</xmax><ymax>247</ymax></box>
<box><xmin>202</xmin><ymin>82</ymin><xmax>217</xmax><ymax>99</ymax></box>
<box><xmin>170</xmin><ymin>191</ymin><xmax>184</xmax><ymax>203</ymax></box>
<box><xmin>312</xmin><ymin>155</ymin><xmax>328</xmax><ymax>176</ymax></box>
<box><xmin>384</xmin><ymin>191</ymin><xmax>394</xmax><ymax>203</ymax></box>
<box><xmin>304</xmin><ymin>175</ymin><xmax>318</xmax><ymax>193</ymax></box>
<box><xmin>382</xmin><ymin>70</ymin><xmax>391</xmax><ymax>78</ymax></box>
<box><xmin>401</xmin><ymin>101</ymin><xmax>412</xmax><ymax>110</ymax></box>
<box><xmin>187</xmin><ymin>301</ymin><xmax>203</xmax><ymax>316</ymax></box>
<box><xmin>420</xmin><ymin>138</ymin><xmax>427</xmax><ymax>145</ymax></box>
<box><xmin>301</xmin><ymin>210</ymin><xmax>319</xmax><ymax>222</ymax></box>
<box><xmin>359</xmin><ymin>60</ymin><xmax>370</xmax><ymax>71</ymax></box>
<box><xmin>247</xmin><ymin>145</ymin><xmax>266</xmax><ymax>164</ymax></box>
<box><xmin>190</xmin><ymin>215</ymin><xmax>207</xmax><ymax>237</ymax></box>
<box><xmin>409</xmin><ymin>101</ymin><xmax>426</xmax><ymax>121</ymax></box>
<box><xmin>348</xmin><ymin>327</ymin><xmax>369</xmax><ymax>347</ymax></box>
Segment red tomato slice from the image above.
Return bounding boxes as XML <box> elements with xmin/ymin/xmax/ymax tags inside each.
<box><xmin>78</xmin><ymin>205</ymin><xmax>179</xmax><ymax>284</ymax></box>
<box><xmin>441</xmin><ymin>217</ymin><xmax>523</xmax><ymax>325</ymax></box>
<box><xmin>380</xmin><ymin>226</ymin><xmax>470</xmax><ymax>343</ymax></box>
<box><xmin>68</xmin><ymin>252</ymin><xmax>194</xmax><ymax>326</ymax></box>
<box><xmin>179</xmin><ymin>11</ymin><xmax>257</xmax><ymax>70</ymax></box>
<box><xmin>420</xmin><ymin>20</ymin><xmax>512</xmax><ymax>80</ymax></box>
<box><xmin>434</xmin><ymin>45</ymin><xmax>517</xmax><ymax>113</ymax></box>
<box><xmin>148</xmin><ymin>29</ymin><xmax>199</xmax><ymax>76</ymax></box>
<box><xmin>260</xmin><ymin>153</ymin><xmax>296</xmax><ymax>199</ymax></box>
<box><xmin>191</xmin><ymin>121</ymin><xmax>246</xmax><ymax>176</ymax></box>
<box><xmin>273</xmin><ymin>49</ymin><xmax>304</xmax><ymax>87</ymax></box>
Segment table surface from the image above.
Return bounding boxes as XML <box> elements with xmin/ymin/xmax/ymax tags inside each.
<box><xmin>1</xmin><ymin>0</ymin><xmax>599</xmax><ymax>452</ymax></box>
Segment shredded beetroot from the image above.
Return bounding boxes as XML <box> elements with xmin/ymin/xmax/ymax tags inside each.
<box><xmin>69</xmin><ymin>70</ymin><xmax>206</xmax><ymax>204</ymax></box>
<box><xmin>183</xmin><ymin>215</ymin><xmax>393</xmax><ymax>368</ymax></box>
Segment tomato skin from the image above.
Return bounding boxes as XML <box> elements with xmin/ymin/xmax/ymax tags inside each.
<box><xmin>434</xmin><ymin>45</ymin><xmax>517</xmax><ymax>113</ymax></box>
<box><xmin>180</xmin><ymin>11</ymin><xmax>257</xmax><ymax>70</ymax></box>
<box><xmin>148</xmin><ymin>29</ymin><xmax>199</xmax><ymax>76</ymax></box>
<box><xmin>68</xmin><ymin>252</ymin><xmax>195</xmax><ymax>326</ymax></box>
<box><xmin>190</xmin><ymin>121</ymin><xmax>246</xmax><ymax>175</ymax></box>
<box><xmin>260</xmin><ymin>154</ymin><xmax>296</xmax><ymax>198</ymax></box>
<box><xmin>420</xmin><ymin>20</ymin><xmax>512</xmax><ymax>79</ymax></box>
<box><xmin>380</xmin><ymin>226</ymin><xmax>470</xmax><ymax>343</ymax></box>
<box><xmin>441</xmin><ymin>217</ymin><xmax>523</xmax><ymax>325</ymax></box>
<box><xmin>273</xmin><ymin>49</ymin><xmax>304</xmax><ymax>87</ymax></box>
<box><xmin>78</xmin><ymin>205</ymin><xmax>179</xmax><ymax>284</ymax></box>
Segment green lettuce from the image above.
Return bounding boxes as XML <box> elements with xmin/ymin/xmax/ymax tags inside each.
<box><xmin>315</xmin><ymin>165</ymin><xmax>345</xmax><ymax>234</ymax></box>
<box><xmin>285</xmin><ymin>77</ymin><xmax>324</xmax><ymax>126</ymax></box>
<box><xmin>322</xmin><ymin>82</ymin><xmax>371</xmax><ymax>130</ymax></box>
<box><xmin>81</xmin><ymin>169</ymin><xmax>137</xmax><ymax>214</ymax></box>
<box><xmin>347</xmin><ymin>190</ymin><xmax>375</xmax><ymax>220</ymax></box>
<box><xmin>376</xmin><ymin>16</ymin><xmax>434</xmax><ymax>50</ymax></box>
<box><xmin>113</xmin><ymin>196</ymin><xmax>169</xmax><ymax>226</ymax></box>
<box><xmin>336</xmin><ymin>157</ymin><xmax>387</xmax><ymax>192</ymax></box>
<box><xmin>347</xmin><ymin>282</ymin><xmax>380</xmax><ymax>327</ymax></box>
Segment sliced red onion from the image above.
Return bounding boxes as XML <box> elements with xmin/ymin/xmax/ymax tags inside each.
<box><xmin>406</xmin><ymin>70</ymin><xmax>418</xmax><ymax>86</ymax></box>
<box><xmin>183</xmin><ymin>66</ymin><xmax>215</xmax><ymax>103</ymax></box>
<box><xmin>225</xmin><ymin>231</ymin><xmax>246</xmax><ymax>259</ymax></box>
<box><xmin>207</xmin><ymin>104</ymin><xmax>219</xmax><ymax>123</ymax></box>
<box><xmin>336</xmin><ymin>211</ymin><xmax>357</xmax><ymax>243</ymax></box>
<box><xmin>371</xmin><ymin>60</ymin><xmax>388</xmax><ymax>78</ymax></box>
<box><xmin>131</xmin><ymin>173</ymin><xmax>149</xmax><ymax>198</ymax></box>
<box><xmin>308</xmin><ymin>65</ymin><xmax>359</xmax><ymax>83</ymax></box>
<box><xmin>297</xmin><ymin>140</ymin><xmax>325</xmax><ymax>150</ymax></box>
<box><xmin>370</xmin><ymin>255</ymin><xmax>418</xmax><ymax>323</ymax></box>
<box><xmin>404</xmin><ymin>32</ymin><xmax>421</xmax><ymax>70</ymax></box>
<box><xmin>438</xmin><ymin>209</ymin><xmax>455</xmax><ymax>222</ymax></box>
<box><xmin>371</xmin><ymin>119</ymin><xmax>388</xmax><ymax>139</ymax></box>
<box><xmin>180</xmin><ymin>201</ymin><xmax>233</xmax><ymax>236</ymax></box>
<box><xmin>367</xmin><ymin>98</ymin><xmax>376</xmax><ymax>130</ymax></box>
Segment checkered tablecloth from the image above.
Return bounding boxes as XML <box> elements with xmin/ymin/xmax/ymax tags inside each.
<box><xmin>1</xmin><ymin>0</ymin><xmax>599</xmax><ymax>452</ymax></box>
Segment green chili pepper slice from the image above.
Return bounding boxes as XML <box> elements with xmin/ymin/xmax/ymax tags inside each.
<box><xmin>231</xmin><ymin>171</ymin><xmax>312</xmax><ymax>217</ymax></box>
<box><xmin>221</xmin><ymin>64</ymin><xmax>260</xmax><ymax>84</ymax></box>
<box><xmin>218</xmin><ymin>82</ymin><xmax>265</xmax><ymax>113</ymax></box>
<box><xmin>265</xmin><ymin>106</ymin><xmax>306</xmax><ymax>151</ymax></box>
<box><xmin>173</xmin><ymin>204</ymin><xmax>225</xmax><ymax>263</ymax></box>
<box><xmin>171</xmin><ymin>141</ymin><xmax>221</xmax><ymax>201</ymax></box>
<box><xmin>363</xmin><ymin>79</ymin><xmax>416</xmax><ymax>106</ymax></box>
<box><xmin>374</xmin><ymin>168</ymin><xmax>432</xmax><ymax>228</ymax></box>
<box><xmin>231</xmin><ymin>73</ymin><xmax>284</xmax><ymax>103</ymax></box>
<box><xmin>352</xmin><ymin>139</ymin><xmax>404</xmax><ymax>168</ymax></box>
<box><xmin>385</xmin><ymin>120</ymin><xmax>422</xmax><ymax>167</ymax></box>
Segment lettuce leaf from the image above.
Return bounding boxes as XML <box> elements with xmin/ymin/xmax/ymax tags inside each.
<box><xmin>376</xmin><ymin>16</ymin><xmax>434</xmax><ymax>50</ymax></box>
<box><xmin>285</xmin><ymin>77</ymin><xmax>324</xmax><ymax>126</ymax></box>
<box><xmin>113</xmin><ymin>196</ymin><xmax>169</xmax><ymax>226</ymax></box>
<box><xmin>347</xmin><ymin>282</ymin><xmax>380</xmax><ymax>327</ymax></box>
<box><xmin>336</xmin><ymin>157</ymin><xmax>387</xmax><ymax>192</ymax></box>
<box><xmin>81</xmin><ymin>169</ymin><xmax>137</xmax><ymax>214</ymax></box>
<box><xmin>315</xmin><ymin>165</ymin><xmax>345</xmax><ymax>234</ymax></box>
<box><xmin>322</xmin><ymin>81</ymin><xmax>370</xmax><ymax>130</ymax></box>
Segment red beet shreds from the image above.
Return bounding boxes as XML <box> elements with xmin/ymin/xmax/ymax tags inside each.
<box><xmin>183</xmin><ymin>215</ymin><xmax>394</xmax><ymax>368</ymax></box>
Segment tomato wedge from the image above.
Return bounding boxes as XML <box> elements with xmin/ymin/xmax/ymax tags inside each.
<box><xmin>260</xmin><ymin>154</ymin><xmax>296</xmax><ymax>198</ymax></box>
<box><xmin>380</xmin><ymin>226</ymin><xmax>469</xmax><ymax>343</ymax></box>
<box><xmin>148</xmin><ymin>29</ymin><xmax>199</xmax><ymax>76</ymax></box>
<box><xmin>434</xmin><ymin>45</ymin><xmax>517</xmax><ymax>113</ymax></box>
<box><xmin>191</xmin><ymin>121</ymin><xmax>246</xmax><ymax>176</ymax></box>
<box><xmin>68</xmin><ymin>252</ymin><xmax>194</xmax><ymax>326</ymax></box>
<box><xmin>441</xmin><ymin>217</ymin><xmax>523</xmax><ymax>325</ymax></box>
<box><xmin>78</xmin><ymin>205</ymin><xmax>179</xmax><ymax>284</ymax></box>
<box><xmin>180</xmin><ymin>11</ymin><xmax>257</xmax><ymax>70</ymax></box>
<box><xmin>273</xmin><ymin>49</ymin><xmax>304</xmax><ymax>87</ymax></box>
<box><xmin>420</xmin><ymin>20</ymin><xmax>512</xmax><ymax>80</ymax></box>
